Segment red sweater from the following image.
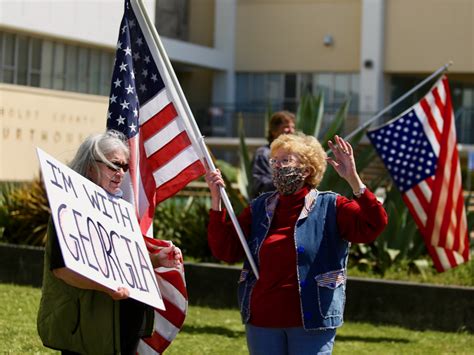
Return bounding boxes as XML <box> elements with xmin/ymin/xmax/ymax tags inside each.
<box><xmin>208</xmin><ymin>187</ymin><xmax>387</xmax><ymax>327</ymax></box>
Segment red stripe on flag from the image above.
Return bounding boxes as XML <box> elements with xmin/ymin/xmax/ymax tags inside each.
<box><xmin>157</xmin><ymin>268</ymin><xmax>188</xmax><ymax>298</ymax></box>
<box><xmin>444</xmin><ymin>249</ymin><xmax>458</xmax><ymax>270</ymax></box>
<box><xmin>402</xmin><ymin>194</ymin><xmax>425</xmax><ymax>233</ymax></box>
<box><xmin>155</xmin><ymin>160</ymin><xmax>206</xmax><ymax>204</ymax></box>
<box><xmin>425</xmin><ymin>176</ymin><xmax>434</xmax><ymax>190</ymax></box>
<box><xmin>452</xmin><ymin>191</ymin><xmax>464</xmax><ymax>252</ymax></box>
<box><xmin>143</xmin><ymin>332</ymin><xmax>170</xmax><ymax>354</ymax></box>
<box><xmin>146</xmin><ymin>132</ymin><xmax>192</xmax><ymax>171</ymax></box>
<box><xmin>436</xmin><ymin>157</ymin><xmax>456</xmax><ymax>249</ymax></box>
<box><xmin>141</xmin><ymin>103</ymin><xmax>177</xmax><ymax>141</ymax></box>
<box><xmin>157</xmin><ymin>298</ymin><xmax>186</xmax><ymax>328</ymax></box>
<box><xmin>127</xmin><ymin>136</ymin><xmax>140</xmax><ymax>213</ymax></box>
<box><xmin>420</xmin><ymin>98</ymin><xmax>442</xmax><ymax>142</ymax></box>
<box><xmin>138</xmin><ymin>139</ymin><xmax>158</xmax><ymax>235</ymax></box>
<box><xmin>412</xmin><ymin>184</ymin><xmax>430</xmax><ymax>214</ymax></box>
<box><xmin>426</xmin><ymin>245</ymin><xmax>446</xmax><ymax>272</ymax></box>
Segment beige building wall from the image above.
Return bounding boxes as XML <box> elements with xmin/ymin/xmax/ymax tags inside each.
<box><xmin>188</xmin><ymin>0</ymin><xmax>215</xmax><ymax>47</ymax></box>
<box><xmin>235</xmin><ymin>0</ymin><xmax>361</xmax><ymax>72</ymax></box>
<box><xmin>385</xmin><ymin>0</ymin><xmax>474</xmax><ymax>73</ymax></box>
<box><xmin>0</xmin><ymin>84</ymin><xmax>107</xmax><ymax>181</ymax></box>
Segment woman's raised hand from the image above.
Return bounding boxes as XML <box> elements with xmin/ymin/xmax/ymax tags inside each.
<box><xmin>327</xmin><ymin>135</ymin><xmax>363</xmax><ymax>190</ymax></box>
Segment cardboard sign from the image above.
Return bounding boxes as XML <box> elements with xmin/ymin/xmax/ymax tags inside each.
<box><xmin>37</xmin><ymin>148</ymin><xmax>164</xmax><ymax>310</ymax></box>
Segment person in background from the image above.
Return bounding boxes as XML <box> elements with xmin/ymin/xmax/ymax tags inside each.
<box><xmin>251</xmin><ymin>110</ymin><xmax>296</xmax><ymax>198</ymax></box>
<box><xmin>205</xmin><ymin>133</ymin><xmax>388</xmax><ymax>355</ymax></box>
<box><xmin>37</xmin><ymin>130</ymin><xmax>182</xmax><ymax>355</ymax></box>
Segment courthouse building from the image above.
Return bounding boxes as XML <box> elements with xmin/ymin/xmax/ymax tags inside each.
<box><xmin>1</xmin><ymin>0</ymin><xmax>473</xmax><ymax>181</ymax></box>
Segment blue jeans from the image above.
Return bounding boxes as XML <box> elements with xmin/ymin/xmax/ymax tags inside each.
<box><xmin>245</xmin><ymin>324</ymin><xmax>336</xmax><ymax>355</ymax></box>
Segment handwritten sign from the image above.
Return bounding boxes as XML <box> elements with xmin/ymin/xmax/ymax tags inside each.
<box><xmin>37</xmin><ymin>148</ymin><xmax>164</xmax><ymax>310</ymax></box>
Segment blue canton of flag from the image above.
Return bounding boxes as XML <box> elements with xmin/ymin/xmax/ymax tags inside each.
<box><xmin>107</xmin><ymin>2</ymin><xmax>164</xmax><ymax>138</ymax></box>
<box><xmin>367</xmin><ymin>109</ymin><xmax>438</xmax><ymax>192</ymax></box>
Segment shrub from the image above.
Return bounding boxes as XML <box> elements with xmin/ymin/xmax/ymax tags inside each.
<box><xmin>153</xmin><ymin>196</ymin><xmax>216</xmax><ymax>261</ymax></box>
<box><xmin>0</xmin><ymin>178</ymin><xmax>50</xmax><ymax>246</ymax></box>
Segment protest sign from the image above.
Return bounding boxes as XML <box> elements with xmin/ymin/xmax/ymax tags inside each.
<box><xmin>37</xmin><ymin>148</ymin><xmax>164</xmax><ymax>310</ymax></box>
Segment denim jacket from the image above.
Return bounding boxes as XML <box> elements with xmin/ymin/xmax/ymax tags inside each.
<box><xmin>237</xmin><ymin>189</ymin><xmax>349</xmax><ymax>330</ymax></box>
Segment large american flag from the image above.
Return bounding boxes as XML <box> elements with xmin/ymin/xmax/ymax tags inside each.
<box><xmin>367</xmin><ymin>76</ymin><xmax>469</xmax><ymax>272</ymax></box>
<box><xmin>107</xmin><ymin>0</ymin><xmax>205</xmax><ymax>353</ymax></box>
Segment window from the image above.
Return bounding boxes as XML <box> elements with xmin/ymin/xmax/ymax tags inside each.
<box><xmin>89</xmin><ymin>49</ymin><xmax>101</xmax><ymax>95</ymax></box>
<box><xmin>52</xmin><ymin>43</ymin><xmax>65</xmax><ymax>90</ymax></box>
<box><xmin>77</xmin><ymin>47</ymin><xmax>89</xmax><ymax>93</ymax></box>
<box><xmin>65</xmin><ymin>46</ymin><xmax>78</xmax><ymax>91</ymax></box>
<box><xmin>236</xmin><ymin>72</ymin><xmax>360</xmax><ymax>113</ymax></box>
<box><xmin>41</xmin><ymin>40</ymin><xmax>54</xmax><ymax>88</ymax></box>
<box><xmin>99</xmin><ymin>52</ymin><xmax>113</xmax><ymax>96</ymax></box>
<box><xmin>30</xmin><ymin>38</ymin><xmax>42</xmax><ymax>87</ymax></box>
<box><xmin>2</xmin><ymin>32</ymin><xmax>16</xmax><ymax>83</ymax></box>
<box><xmin>0</xmin><ymin>30</ymin><xmax>114</xmax><ymax>96</ymax></box>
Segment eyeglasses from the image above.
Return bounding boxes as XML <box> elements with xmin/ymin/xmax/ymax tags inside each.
<box><xmin>269</xmin><ymin>156</ymin><xmax>300</xmax><ymax>168</ymax></box>
<box><xmin>95</xmin><ymin>160</ymin><xmax>129</xmax><ymax>172</ymax></box>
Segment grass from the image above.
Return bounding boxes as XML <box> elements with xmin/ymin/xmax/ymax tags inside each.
<box><xmin>1</xmin><ymin>283</ymin><xmax>473</xmax><ymax>354</ymax></box>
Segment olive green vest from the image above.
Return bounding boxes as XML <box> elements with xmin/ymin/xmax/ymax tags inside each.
<box><xmin>37</xmin><ymin>221</ymin><xmax>121</xmax><ymax>354</ymax></box>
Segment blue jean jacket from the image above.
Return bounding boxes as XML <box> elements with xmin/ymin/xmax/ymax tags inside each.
<box><xmin>237</xmin><ymin>189</ymin><xmax>349</xmax><ymax>330</ymax></box>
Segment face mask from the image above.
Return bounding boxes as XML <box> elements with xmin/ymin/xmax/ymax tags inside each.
<box><xmin>272</xmin><ymin>166</ymin><xmax>306</xmax><ymax>195</ymax></box>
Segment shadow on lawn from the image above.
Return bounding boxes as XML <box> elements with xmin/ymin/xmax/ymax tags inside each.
<box><xmin>181</xmin><ymin>324</ymin><xmax>245</xmax><ymax>338</ymax></box>
<box><xmin>336</xmin><ymin>335</ymin><xmax>410</xmax><ymax>344</ymax></box>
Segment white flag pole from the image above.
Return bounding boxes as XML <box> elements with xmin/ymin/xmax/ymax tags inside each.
<box><xmin>133</xmin><ymin>0</ymin><xmax>259</xmax><ymax>279</ymax></box>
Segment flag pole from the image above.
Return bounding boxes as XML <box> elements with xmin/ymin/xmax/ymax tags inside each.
<box><xmin>133</xmin><ymin>0</ymin><xmax>259</xmax><ymax>279</ymax></box>
<box><xmin>342</xmin><ymin>61</ymin><xmax>453</xmax><ymax>144</ymax></box>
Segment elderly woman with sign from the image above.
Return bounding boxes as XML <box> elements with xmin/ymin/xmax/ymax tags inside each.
<box><xmin>37</xmin><ymin>130</ymin><xmax>181</xmax><ymax>355</ymax></box>
<box><xmin>205</xmin><ymin>133</ymin><xmax>388</xmax><ymax>354</ymax></box>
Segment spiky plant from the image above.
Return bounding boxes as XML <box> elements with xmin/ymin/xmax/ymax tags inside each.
<box><xmin>0</xmin><ymin>178</ymin><xmax>50</xmax><ymax>246</ymax></box>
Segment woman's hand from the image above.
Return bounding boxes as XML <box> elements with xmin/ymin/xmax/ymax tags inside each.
<box><xmin>151</xmin><ymin>244</ymin><xmax>183</xmax><ymax>269</ymax></box>
<box><xmin>53</xmin><ymin>267</ymin><xmax>130</xmax><ymax>300</ymax></box>
<box><xmin>205</xmin><ymin>169</ymin><xmax>225</xmax><ymax>211</ymax></box>
<box><xmin>327</xmin><ymin>135</ymin><xmax>364</xmax><ymax>192</ymax></box>
<box><xmin>107</xmin><ymin>286</ymin><xmax>130</xmax><ymax>300</ymax></box>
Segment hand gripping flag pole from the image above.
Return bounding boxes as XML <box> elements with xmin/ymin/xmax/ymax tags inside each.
<box><xmin>132</xmin><ymin>0</ymin><xmax>259</xmax><ymax>279</ymax></box>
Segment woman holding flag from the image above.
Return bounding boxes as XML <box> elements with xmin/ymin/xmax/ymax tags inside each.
<box><xmin>37</xmin><ymin>130</ymin><xmax>182</xmax><ymax>355</ymax></box>
<box><xmin>206</xmin><ymin>133</ymin><xmax>388</xmax><ymax>354</ymax></box>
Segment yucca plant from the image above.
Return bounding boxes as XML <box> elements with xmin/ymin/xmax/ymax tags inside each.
<box><xmin>0</xmin><ymin>178</ymin><xmax>50</xmax><ymax>246</ymax></box>
<box><xmin>296</xmin><ymin>92</ymin><xmax>325</xmax><ymax>137</ymax></box>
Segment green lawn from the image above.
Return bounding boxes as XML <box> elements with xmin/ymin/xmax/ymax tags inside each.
<box><xmin>1</xmin><ymin>283</ymin><xmax>472</xmax><ymax>354</ymax></box>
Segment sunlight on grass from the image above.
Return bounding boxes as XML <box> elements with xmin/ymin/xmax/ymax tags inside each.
<box><xmin>1</xmin><ymin>283</ymin><xmax>472</xmax><ymax>354</ymax></box>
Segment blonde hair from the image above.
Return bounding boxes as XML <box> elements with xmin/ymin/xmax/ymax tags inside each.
<box><xmin>270</xmin><ymin>133</ymin><xmax>327</xmax><ymax>188</ymax></box>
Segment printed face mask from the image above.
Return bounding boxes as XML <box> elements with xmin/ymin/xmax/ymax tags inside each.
<box><xmin>272</xmin><ymin>166</ymin><xmax>306</xmax><ymax>195</ymax></box>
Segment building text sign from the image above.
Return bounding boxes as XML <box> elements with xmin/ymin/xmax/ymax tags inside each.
<box><xmin>37</xmin><ymin>148</ymin><xmax>164</xmax><ymax>310</ymax></box>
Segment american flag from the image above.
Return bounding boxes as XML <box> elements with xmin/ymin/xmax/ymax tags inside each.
<box><xmin>107</xmin><ymin>0</ymin><xmax>205</xmax><ymax>353</ymax></box>
<box><xmin>367</xmin><ymin>76</ymin><xmax>469</xmax><ymax>272</ymax></box>
<box><xmin>314</xmin><ymin>269</ymin><xmax>346</xmax><ymax>289</ymax></box>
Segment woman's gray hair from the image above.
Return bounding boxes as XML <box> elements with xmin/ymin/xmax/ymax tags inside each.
<box><xmin>69</xmin><ymin>130</ymin><xmax>130</xmax><ymax>178</ymax></box>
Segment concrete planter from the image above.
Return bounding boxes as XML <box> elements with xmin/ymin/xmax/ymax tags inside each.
<box><xmin>1</xmin><ymin>243</ymin><xmax>472</xmax><ymax>332</ymax></box>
